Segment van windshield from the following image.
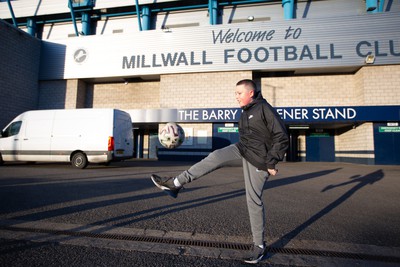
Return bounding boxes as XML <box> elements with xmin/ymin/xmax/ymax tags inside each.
<box><xmin>1</xmin><ymin>121</ymin><xmax>22</xmax><ymax>138</ymax></box>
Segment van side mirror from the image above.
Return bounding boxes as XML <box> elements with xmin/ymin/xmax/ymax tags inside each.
<box><xmin>1</xmin><ymin>129</ymin><xmax>8</xmax><ymax>138</ymax></box>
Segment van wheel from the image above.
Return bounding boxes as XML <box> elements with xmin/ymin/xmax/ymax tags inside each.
<box><xmin>71</xmin><ymin>152</ymin><xmax>88</xmax><ymax>169</ymax></box>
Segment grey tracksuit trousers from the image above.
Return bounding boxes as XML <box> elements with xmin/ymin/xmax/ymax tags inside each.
<box><xmin>175</xmin><ymin>144</ymin><xmax>269</xmax><ymax>246</ymax></box>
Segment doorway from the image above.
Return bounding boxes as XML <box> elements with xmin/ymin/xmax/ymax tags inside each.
<box><xmin>306</xmin><ymin>131</ymin><xmax>335</xmax><ymax>162</ymax></box>
<box><xmin>374</xmin><ymin>123</ymin><xmax>400</xmax><ymax>165</ymax></box>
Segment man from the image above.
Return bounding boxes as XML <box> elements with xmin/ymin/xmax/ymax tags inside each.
<box><xmin>151</xmin><ymin>79</ymin><xmax>289</xmax><ymax>264</ymax></box>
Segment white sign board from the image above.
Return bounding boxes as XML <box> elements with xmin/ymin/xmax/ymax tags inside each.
<box><xmin>39</xmin><ymin>12</ymin><xmax>400</xmax><ymax>80</ymax></box>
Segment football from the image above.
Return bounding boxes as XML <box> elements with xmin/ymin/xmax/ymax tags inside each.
<box><xmin>158</xmin><ymin>122</ymin><xmax>185</xmax><ymax>149</ymax></box>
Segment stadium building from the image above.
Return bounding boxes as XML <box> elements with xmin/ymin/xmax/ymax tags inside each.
<box><xmin>1</xmin><ymin>0</ymin><xmax>399</xmax><ymax>165</ymax></box>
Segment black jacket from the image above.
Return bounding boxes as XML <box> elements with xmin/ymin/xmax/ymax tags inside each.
<box><xmin>236</xmin><ymin>92</ymin><xmax>289</xmax><ymax>171</ymax></box>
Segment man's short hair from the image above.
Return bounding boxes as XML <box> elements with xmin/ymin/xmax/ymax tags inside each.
<box><xmin>236</xmin><ymin>79</ymin><xmax>259</xmax><ymax>97</ymax></box>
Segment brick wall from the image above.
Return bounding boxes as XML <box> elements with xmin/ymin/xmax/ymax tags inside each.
<box><xmin>38</xmin><ymin>80</ymin><xmax>67</xmax><ymax>109</ymax></box>
<box><xmin>76</xmin><ymin>80</ymin><xmax>87</xmax><ymax>108</ymax></box>
<box><xmin>0</xmin><ymin>20</ymin><xmax>41</xmax><ymax>128</ymax></box>
<box><xmin>38</xmin><ymin>71</ymin><xmax>253</xmax><ymax>110</ymax></box>
<box><xmin>262</xmin><ymin>74</ymin><xmax>358</xmax><ymax>107</ymax></box>
<box><xmin>42</xmin><ymin>66</ymin><xmax>400</xmax><ymax>112</ymax></box>
<box><xmin>261</xmin><ymin>65</ymin><xmax>400</xmax><ymax>108</ymax></box>
<box><xmin>160</xmin><ymin>71</ymin><xmax>252</xmax><ymax>108</ymax></box>
<box><xmin>89</xmin><ymin>81</ymin><xmax>160</xmax><ymax>109</ymax></box>
<box><xmin>39</xmin><ymin>79</ymin><xmax>87</xmax><ymax>109</ymax></box>
<box><xmin>298</xmin><ymin>135</ymin><xmax>306</xmax><ymax>160</ymax></box>
<box><xmin>335</xmin><ymin>123</ymin><xmax>375</xmax><ymax>164</ymax></box>
<box><xmin>356</xmin><ymin>65</ymin><xmax>400</xmax><ymax>105</ymax></box>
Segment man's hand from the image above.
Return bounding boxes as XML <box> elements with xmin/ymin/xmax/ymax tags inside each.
<box><xmin>267</xmin><ymin>169</ymin><xmax>278</xmax><ymax>176</ymax></box>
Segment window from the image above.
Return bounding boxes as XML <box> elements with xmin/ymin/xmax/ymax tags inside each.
<box><xmin>1</xmin><ymin>121</ymin><xmax>22</xmax><ymax>137</ymax></box>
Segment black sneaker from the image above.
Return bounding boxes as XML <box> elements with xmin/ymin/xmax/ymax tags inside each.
<box><xmin>151</xmin><ymin>174</ymin><xmax>182</xmax><ymax>198</ymax></box>
<box><xmin>243</xmin><ymin>243</ymin><xmax>268</xmax><ymax>264</ymax></box>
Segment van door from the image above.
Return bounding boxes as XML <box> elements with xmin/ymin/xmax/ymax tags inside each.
<box><xmin>113</xmin><ymin>111</ymin><xmax>134</xmax><ymax>158</ymax></box>
<box><xmin>0</xmin><ymin>120</ymin><xmax>23</xmax><ymax>161</ymax></box>
<box><xmin>19</xmin><ymin>117</ymin><xmax>53</xmax><ymax>162</ymax></box>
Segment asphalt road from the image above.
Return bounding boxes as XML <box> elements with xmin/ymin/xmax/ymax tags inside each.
<box><xmin>0</xmin><ymin>160</ymin><xmax>399</xmax><ymax>266</ymax></box>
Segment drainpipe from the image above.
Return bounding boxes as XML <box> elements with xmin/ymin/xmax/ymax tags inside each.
<box><xmin>6</xmin><ymin>0</ymin><xmax>18</xmax><ymax>27</ymax></box>
<box><xmin>142</xmin><ymin>6</ymin><xmax>150</xmax><ymax>30</ymax></box>
<box><xmin>81</xmin><ymin>12</ymin><xmax>91</xmax><ymax>35</ymax></box>
<box><xmin>282</xmin><ymin>0</ymin><xmax>294</xmax><ymax>19</ymax></box>
<box><xmin>27</xmin><ymin>18</ymin><xmax>37</xmax><ymax>36</ymax></box>
<box><xmin>366</xmin><ymin>0</ymin><xmax>378</xmax><ymax>13</ymax></box>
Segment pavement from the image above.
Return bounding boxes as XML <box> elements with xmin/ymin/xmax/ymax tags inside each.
<box><xmin>0</xmin><ymin>160</ymin><xmax>399</xmax><ymax>266</ymax></box>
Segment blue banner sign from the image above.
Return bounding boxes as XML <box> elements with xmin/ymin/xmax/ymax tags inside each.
<box><xmin>128</xmin><ymin>105</ymin><xmax>400</xmax><ymax>123</ymax></box>
<box><xmin>175</xmin><ymin>106</ymin><xmax>400</xmax><ymax>123</ymax></box>
<box><xmin>277</xmin><ymin>106</ymin><xmax>400</xmax><ymax>123</ymax></box>
<box><xmin>177</xmin><ymin>108</ymin><xmax>239</xmax><ymax>122</ymax></box>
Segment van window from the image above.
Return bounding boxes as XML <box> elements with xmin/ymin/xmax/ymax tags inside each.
<box><xmin>1</xmin><ymin>121</ymin><xmax>22</xmax><ymax>137</ymax></box>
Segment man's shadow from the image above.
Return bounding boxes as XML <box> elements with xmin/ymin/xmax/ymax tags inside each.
<box><xmin>269</xmin><ymin>169</ymin><xmax>385</xmax><ymax>249</ymax></box>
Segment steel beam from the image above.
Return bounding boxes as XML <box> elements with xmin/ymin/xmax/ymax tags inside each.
<box><xmin>135</xmin><ymin>0</ymin><xmax>143</xmax><ymax>31</ymax></box>
<box><xmin>6</xmin><ymin>0</ymin><xmax>18</xmax><ymax>27</ymax></box>
<box><xmin>68</xmin><ymin>0</ymin><xmax>80</xmax><ymax>36</ymax></box>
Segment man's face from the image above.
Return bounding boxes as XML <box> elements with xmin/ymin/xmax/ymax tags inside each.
<box><xmin>235</xmin><ymin>84</ymin><xmax>254</xmax><ymax>107</ymax></box>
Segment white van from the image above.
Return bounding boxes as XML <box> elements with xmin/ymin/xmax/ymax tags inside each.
<box><xmin>0</xmin><ymin>109</ymin><xmax>134</xmax><ymax>168</ymax></box>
